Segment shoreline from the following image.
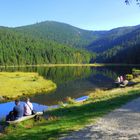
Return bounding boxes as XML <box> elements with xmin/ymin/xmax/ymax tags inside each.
<box><xmin>0</xmin><ymin>76</ymin><xmax>140</xmax><ymax>139</ymax></box>
<box><xmin>0</xmin><ymin>63</ymin><xmax>140</xmax><ymax>68</ymax></box>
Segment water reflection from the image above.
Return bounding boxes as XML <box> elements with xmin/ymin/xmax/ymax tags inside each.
<box><xmin>0</xmin><ymin>65</ymin><xmax>139</xmax><ymax>118</ymax></box>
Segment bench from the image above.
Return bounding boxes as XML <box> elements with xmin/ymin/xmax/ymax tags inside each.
<box><xmin>6</xmin><ymin>112</ymin><xmax>43</xmax><ymax>124</ymax></box>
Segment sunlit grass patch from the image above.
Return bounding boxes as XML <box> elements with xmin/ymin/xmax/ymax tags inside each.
<box><xmin>0</xmin><ymin>72</ymin><xmax>56</xmax><ymax>99</ymax></box>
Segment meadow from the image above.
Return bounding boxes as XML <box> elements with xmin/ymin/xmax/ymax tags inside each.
<box><xmin>0</xmin><ymin>72</ymin><xmax>56</xmax><ymax>100</ymax></box>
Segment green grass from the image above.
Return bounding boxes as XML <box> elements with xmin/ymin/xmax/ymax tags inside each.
<box><xmin>0</xmin><ymin>77</ymin><xmax>140</xmax><ymax>140</ymax></box>
<box><xmin>0</xmin><ymin>72</ymin><xmax>56</xmax><ymax>99</ymax></box>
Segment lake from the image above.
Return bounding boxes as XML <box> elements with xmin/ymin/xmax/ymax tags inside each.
<box><xmin>0</xmin><ymin>65</ymin><xmax>139</xmax><ymax>119</ymax></box>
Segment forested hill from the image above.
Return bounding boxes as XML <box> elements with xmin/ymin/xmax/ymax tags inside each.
<box><xmin>87</xmin><ymin>25</ymin><xmax>140</xmax><ymax>64</ymax></box>
<box><xmin>0</xmin><ymin>27</ymin><xmax>93</xmax><ymax>66</ymax></box>
<box><xmin>87</xmin><ymin>25</ymin><xmax>140</xmax><ymax>53</ymax></box>
<box><xmin>15</xmin><ymin>21</ymin><xmax>106</xmax><ymax>49</ymax></box>
<box><xmin>16</xmin><ymin>21</ymin><xmax>140</xmax><ymax>64</ymax></box>
<box><xmin>0</xmin><ymin>21</ymin><xmax>140</xmax><ymax>65</ymax></box>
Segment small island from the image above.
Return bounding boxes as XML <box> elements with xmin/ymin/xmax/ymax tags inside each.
<box><xmin>0</xmin><ymin>72</ymin><xmax>56</xmax><ymax>100</ymax></box>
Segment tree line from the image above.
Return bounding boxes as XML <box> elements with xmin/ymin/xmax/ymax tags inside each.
<box><xmin>0</xmin><ymin>28</ymin><xmax>93</xmax><ymax>66</ymax></box>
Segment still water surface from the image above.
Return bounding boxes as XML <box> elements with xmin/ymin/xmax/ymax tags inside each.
<box><xmin>0</xmin><ymin>66</ymin><xmax>139</xmax><ymax>119</ymax></box>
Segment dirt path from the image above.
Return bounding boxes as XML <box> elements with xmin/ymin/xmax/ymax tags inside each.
<box><xmin>60</xmin><ymin>97</ymin><xmax>140</xmax><ymax>140</ymax></box>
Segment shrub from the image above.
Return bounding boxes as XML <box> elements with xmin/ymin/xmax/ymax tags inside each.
<box><xmin>32</xmin><ymin>76</ymin><xmax>38</xmax><ymax>81</ymax></box>
<box><xmin>58</xmin><ymin>101</ymin><xmax>66</xmax><ymax>107</ymax></box>
<box><xmin>89</xmin><ymin>89</ymin><xmax>105</xmax><ymax>100</ymax></box>
<box><xmin>132</xmin><ymin>68</ymin><xmax>140</xmax><ymax>77</ymax></box>
<box><xmin>65</xmin><ymin>97</ymin><xmax>76</xmax><ymax>104</ymax></box>
<box><xmin>126</xmin><ymin>74</ymin><xmax>133</xmax><ymax>80</ymax></box>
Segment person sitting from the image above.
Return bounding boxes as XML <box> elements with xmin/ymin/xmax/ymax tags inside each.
<box><xmin>120</xmin><ymin>76</ymin><xmax>124</xmax><ymax>84</ymax></box>
<box><xmin>117</xmin><ymin>76</ymin><xmax>121</xmax><ymax>83</ymax></box>
<box><xmin>24</xmin><ymin>98</ymin><xmax>33</xmax><ymax>116</ymax></box>
<box><xmin>13</xmin><ymin>99</ymin><xmax>24</xmax><ymax>120</ymax></box>
<box><xmin>6</xmin><ymin>99</ymin><xmax>24</xmax><ymax>121</ymax></box>
<box><xmin>6</xmin><ymin>111</ymin><xmax>14</xmax><ymax>121</ymax></box>
<box><xmin>115</xmin><ymin>76</ymin><xmax>121</xmax><ymax>87</ymax></box>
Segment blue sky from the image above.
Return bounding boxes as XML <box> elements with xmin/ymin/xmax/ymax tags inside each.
<box><xmin>0</xmin><ymin>0</ymin><xmax>140</xmax><ymax>30</ymax></box>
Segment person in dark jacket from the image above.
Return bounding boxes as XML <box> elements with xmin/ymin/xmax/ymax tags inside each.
<box><xmin>13</xmin><ymin>99</ymin><xmax>24</xmax><ymax>120</ymax></box>
<box><xmin>6</xmin><ymin>99</ymin><xmax>24</xmax><ymax>121</ymax></box>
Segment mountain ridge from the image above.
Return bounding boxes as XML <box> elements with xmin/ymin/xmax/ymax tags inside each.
<box><xmin>0</xmin><ymin>20</ymin><xmax>140</xmax><ymax>64</ymax></box>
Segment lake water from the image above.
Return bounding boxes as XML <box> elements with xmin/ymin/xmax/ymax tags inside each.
<box><xmin>0</xmin><ymin>66</ymin><xmax>139</xmax><ymax>119</ymax></box>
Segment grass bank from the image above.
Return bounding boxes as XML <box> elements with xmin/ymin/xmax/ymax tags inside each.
<box><xmin>0</xmin><ymin>77</ymin><xmax>140</xmax><ymax>140</ymax></box>
<box><xmin>0</xmin><ymin>72</ymin><xmax>56</xmax><ymax>100</ymax></box>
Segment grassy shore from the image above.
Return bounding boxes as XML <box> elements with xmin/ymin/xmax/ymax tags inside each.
<box><xmin>0</xmin><ymin>77</ymin><xmax>140</xmax><ymax>140</ymax></box>
<box><xmin>0</xmin><ymin>72</ymin><xmax>56</xmax><ymax>100</ymax></box>
<box><xmin>0</xmin><ymin>63</ymin><xmax>140</xmax><ymax>68</ymax></box>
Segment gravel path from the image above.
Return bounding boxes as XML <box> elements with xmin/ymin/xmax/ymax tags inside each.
<box><xmin>60</xmin><ymin>97</ymin><xmax>140</xmax><ymax>140</ymax></box>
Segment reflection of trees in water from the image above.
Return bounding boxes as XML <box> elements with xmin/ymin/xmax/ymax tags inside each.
<box><xmin>29</xmin><ymin>67</ymin><xmax>119</xmax><ymax>105</ymax></box>
<box><xmin>38</xmin><ymin>67</ymin><xmax>120</xmax><ymax>85</ymax></box>
<box><xmin>0</xmin><ymin>66</ymin><xmax>119</xmax><ymax>83</ymax></box>
<box><xmin>1</xmin><ymin>66</ymin><xmax>132</xmax><ymax>105</ymax></box>
<box><xmin>42</xmin><ymin>67</ymin><xmax>92</xmax><ymax>85</ymax></box>
<box><xmin>105</xmin><ymin>66</ymin><xmax>134</xmax><ymax>77</ymax></box>
<box><xmin>0</xmin><ymin>66</ymin><xmax>91</xmax><ymax>85</ymax></box>
<box><xmin>91</xmin><ymin>67</ymin><xmax>118</xmax><ymax>80</ymax></box>
<box><xmin>0</xmin><ymin>66</ymin><xmax>130</xmax><ymax>85</ymax></box>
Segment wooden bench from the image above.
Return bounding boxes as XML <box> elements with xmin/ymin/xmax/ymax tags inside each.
<box><xmin>6</xmin><ymin>112</ymin><xmax>43</xmax><ymax>124</ymax></box>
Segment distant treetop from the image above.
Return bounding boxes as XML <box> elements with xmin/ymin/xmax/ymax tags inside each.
<box><xmin>125</xmin><ymin>0</ymin><xmax>140</xmax><ymax>5</ymax></box>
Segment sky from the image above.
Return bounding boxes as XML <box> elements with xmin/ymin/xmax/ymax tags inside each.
<box><xmin>0</xmin><ymin>0</ymin><xmax>140</xmax><ymax>30</ymax></box>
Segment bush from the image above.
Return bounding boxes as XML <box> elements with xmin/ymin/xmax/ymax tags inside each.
<box><xmin>89</xmin><ymin>89</ymin><xmax>105</xmax><ymax>100</ymax></box>
<box><xmin>58</xmin><ymin>101</ymin><xmax>66</xmax><ymax>107</ymax></box>
<box><xmin>132</xmin><ymin>68</ymin><xmax>140</xmax><ymax>77</ymax></box>
<box><xmin>65</xmin><ymin>97</ymin><xmax>76</xmax><ymax>104</ymax></box>
<box><xmin>126</xmin><ymin>74</ymin><xmax>133</xmax><ymax>80</ymax></box>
